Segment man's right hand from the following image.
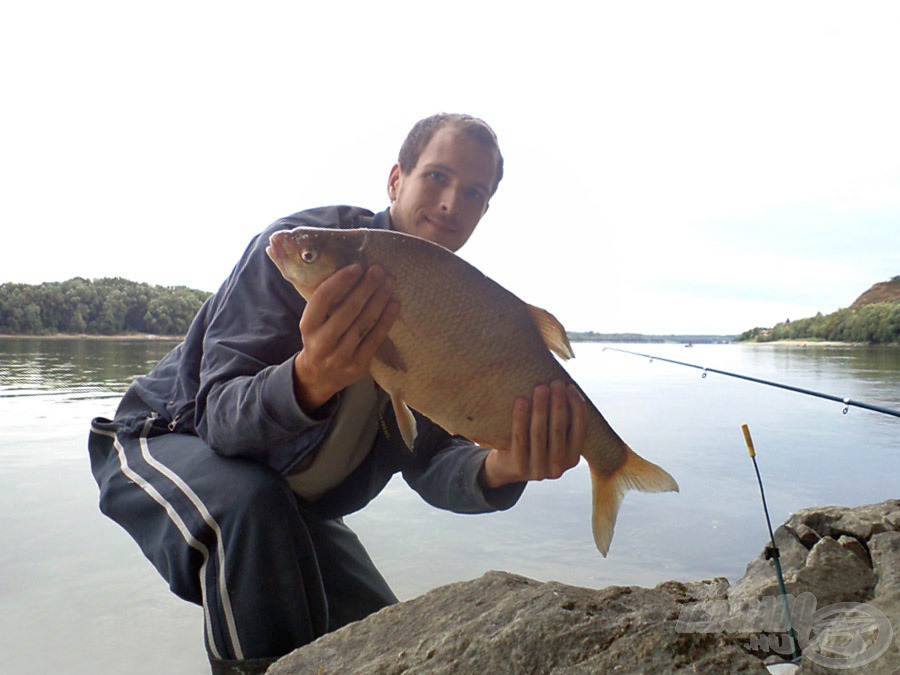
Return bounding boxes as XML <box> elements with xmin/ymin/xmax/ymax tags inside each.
<box><xmin>292</xmin><ymin>263</ymin><xmax>400</xmax><ymax>413</ymax></box>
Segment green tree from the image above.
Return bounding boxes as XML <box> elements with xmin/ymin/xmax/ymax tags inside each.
<box><xmin>0</xmin><ymin>278</ymin><xmax>211</xmax><ymax>336</ymax></box>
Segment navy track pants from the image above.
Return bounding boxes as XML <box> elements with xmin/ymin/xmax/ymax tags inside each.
<box><xmin>87</xmin><ymin>400</ymin><xmax>398</xmax><ymax>660</ymax></box>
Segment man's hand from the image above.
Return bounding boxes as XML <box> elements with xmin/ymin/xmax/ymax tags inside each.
<box><xmin>480</xmin><ymin>380</ymin><xmax>587</xmax><ymax>490</ymax></box>
<box><xmin>292</xmin><ymin>264</ymin><xmax>400</xmax><ymax>412</ymax></box>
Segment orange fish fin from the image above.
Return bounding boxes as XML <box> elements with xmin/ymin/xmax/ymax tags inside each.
<box><xmin>391</xmin><ymin>392</ymin><xmax>417</xmax><ymax>451</ymax></box>
<box><xmin>525</xmin><ymin>303</ymin><xmax>574</xmax><ymax>361</ymax></box>
<box><xmin>589</xmin><ymin>445</ymin><xmax>679</xmax><ymax>557</ymax></box>
<box><xmin>374</xmin><ymin>337</ymin><xmax>407</xmax><ymax>372</ymax></box>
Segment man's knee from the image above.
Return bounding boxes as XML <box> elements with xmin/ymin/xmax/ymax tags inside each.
<box><xmin>213</xmin><ymin>458</ymin><xmax>300</xmax><ymax>533</ymax></box>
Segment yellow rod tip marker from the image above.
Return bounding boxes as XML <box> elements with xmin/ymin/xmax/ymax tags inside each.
<box><xmin>741</xmin><ymin>424</ymin><xmax>756</xmax><ymax>457</ymax></box>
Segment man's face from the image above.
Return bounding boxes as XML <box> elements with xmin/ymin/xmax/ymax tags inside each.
<box><xmin>387</xmin><ymin>126</ymin><xmax>499</xmax><ymax>252</ymax></box>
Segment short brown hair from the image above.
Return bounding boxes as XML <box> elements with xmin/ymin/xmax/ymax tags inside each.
<box><xmin>398</xmin><ymin>113</ymin><xmax>504</xmax><ymax>196</ymax></box>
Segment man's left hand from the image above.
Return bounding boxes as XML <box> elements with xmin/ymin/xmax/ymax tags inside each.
<box><xmin>480</xmin><ymin>380</ymin><xmax>586</xmax><ymax>489</ymax></box>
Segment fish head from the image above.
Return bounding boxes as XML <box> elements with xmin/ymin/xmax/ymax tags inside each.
<box><xmin>266</xmin><ymin>227</ymin><xmax>364</xmax><ymax>298</ymax></box>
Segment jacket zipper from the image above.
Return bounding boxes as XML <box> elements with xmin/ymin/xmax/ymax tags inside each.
<box><xmin>167</xmin><ymin>411</ymin><xmax>181</xmax><ymax>432</ymax></box>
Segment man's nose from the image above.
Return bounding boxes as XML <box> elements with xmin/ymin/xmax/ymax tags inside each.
<box><xmin>440</xmin><ymin>184</ymin><xmax>461</xmax><ymax>213</ymax></box>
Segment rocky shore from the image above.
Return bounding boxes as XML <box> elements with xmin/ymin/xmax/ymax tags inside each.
<box><xmin>270</xmin><ymin>500</ymin><xmax>899</xmax><ymax>674</ymax></box>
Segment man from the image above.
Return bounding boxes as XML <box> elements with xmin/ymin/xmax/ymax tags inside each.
<box><xmin>88</xmin><ymin>113</ymin><xmax>586</xmax><ymax>674</ymax></box>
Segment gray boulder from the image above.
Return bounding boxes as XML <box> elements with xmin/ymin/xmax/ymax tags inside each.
<box><xmin>790</xmin><ymin>536</ymin><xmax>876</xmax><ymax>606</ymax></box>
<box><xmin>730</xmin><ymin>500</ymin><xmax>899</xmax><ymax>675</ymax></box>
<box><xmin>786</xmin><ymin>500</ymin><xmax>900</xmax><ymax>542</ymax></box>
<box><xmin>728</xmin><ymin>524</ymin><xmax>811</xmax><ymax>600</ymax></box>
<box><xmin>268</xmin><ymin>571</ymin><xmax>765</xmax><ymax>674</ymax></box>
<box><xmin>269</xmin><ymin>501</ymin><xmax>900</xmax><ymax>674</ymax></box>
<box><xmin>869</xmin><ymin>530</ymin><xmax>900</xmax><ymax>598</ymax></box>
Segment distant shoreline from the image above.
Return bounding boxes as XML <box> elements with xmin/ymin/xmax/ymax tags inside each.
<box><xmin>1</xmin><ymin>334</ymin><xmax>894</xmax><ymax>347</ymax></box>
<box><xmin>742</xmin><ymin>339</ymin><xmax>897</xmax><ymax>347</ymax></box>
<box><xmin>0</xmin><ymin>333</ymin><xmax>182</xmax><ymax>341</ymax></box>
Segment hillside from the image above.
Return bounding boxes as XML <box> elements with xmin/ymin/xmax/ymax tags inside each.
<box><xmin>741</xmin><ymin>275</ymin><xmax>900</xmax><ymax>344</ymax></box>
<box><xmin>851</xmin><ymin>275</ymin><xmax>900</xmax><ymax>308</ymax></box>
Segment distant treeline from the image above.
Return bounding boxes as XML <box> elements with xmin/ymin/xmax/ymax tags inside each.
<box><xmin>568</xmin><ymin>332</ymin><xmax>735</xmax><ymax>344</ymax></box>
<box><xmin>0</xmin><ymin>278</ymin><xmax>211</xmax><ymax>336</ymax></box>
<box><xmin>740</xmin><ymin>302</ymin><xmax>900</xmax><ymax>344</ymax></box>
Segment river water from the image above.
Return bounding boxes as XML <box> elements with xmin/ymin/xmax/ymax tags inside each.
<box><xmin>1</xmin><ymin>337</ymin><xmax>897</xmax><ymax>674</ymax></box>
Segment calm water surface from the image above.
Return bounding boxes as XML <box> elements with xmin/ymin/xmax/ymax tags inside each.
<box><xmin>1</xmin><ymin>337</ymin><xmax>898</xmax><ymax>674</ymax></box>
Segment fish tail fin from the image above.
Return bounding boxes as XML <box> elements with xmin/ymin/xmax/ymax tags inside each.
<box><xmin>589</xmin><ymin>446</ymin><xmax>679</xmax><ymax>557</ymax></box>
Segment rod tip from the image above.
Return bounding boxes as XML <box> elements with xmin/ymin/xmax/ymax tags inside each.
<box><xmin>741</xmin><ymin>424</ymin><xmax>756</xmax><ymax>457</ymax></box>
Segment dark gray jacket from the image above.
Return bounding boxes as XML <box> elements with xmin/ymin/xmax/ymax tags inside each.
<box><xmin>125</xmin><ymin>205</ymin><xmax>524</xmax><ymax>518</ymax></box>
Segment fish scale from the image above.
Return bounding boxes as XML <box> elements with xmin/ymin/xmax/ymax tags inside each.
<box><xmin>267</xmin><ymin>226</ymin><xmax>679</xmax><ymax>556</ymax></box>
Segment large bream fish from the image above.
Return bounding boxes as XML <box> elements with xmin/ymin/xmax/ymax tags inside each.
<box><xmin>266</xmin><ymin>226</ymin><xmax>678</xmax><ymax>555</ymax></box>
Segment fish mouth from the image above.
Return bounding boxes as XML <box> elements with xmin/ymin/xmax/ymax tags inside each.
<box><xmin>266</xmin><ymin>231</ymin><xmax>287</xmax><ymax>264</ymax></box>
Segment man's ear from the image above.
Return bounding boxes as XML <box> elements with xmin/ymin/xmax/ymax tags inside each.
<box><xmin>387</xmin><ymin>163</ymin><xmax>403</xmax><ymax>202</ymax></box>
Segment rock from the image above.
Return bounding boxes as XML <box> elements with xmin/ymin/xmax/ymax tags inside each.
<box><xmin>866</xmin><ymin>593</ymin><xmax>900</xmax><ymax>675</ymax></box>
<box><xmin>869</xmin><ymin>530</ymin><xmax>900</xmax><ymax>598</ymax></box>
<box><xmin>728</xmin><ymin>524</ymin><xmax>811</xmax><ymax>600</ymax></box>
<box><xmin>730</xmin><ymin>535</ymin><xmax>875</xmax><ymax>607</ymax></box>
<box><xmin>787</xmin><ymin>499</ymin><xmax>900</xmax><ymax>542</ymax></box>
<box><xmin>837</xmin><ymin>534</ymin><xmax>871</xmax><ymax>566</ymax></box>
<box><xmin>734</xmin><ymin>502</ymin><xmax>898</xmax><ymax>674</ymax></box>
<box><xmin>795</xmin><ymin>591</ymin><xmax>899</xmax><ymax>675</ymax></box>
<box><xmin>268</xmin><ymin>571</ymin><xmax>766</xmax><ymax>674</ymax></box>
<box><xmin>269</xmin><ymin>502</ymin><xmax>900</xmax><ymax>674</ymax></box>
<box><xmin>787</xmin><ymin>522</ymin><xmax>821</xmax><ymax>549</ymax></box>
<box><xmin>790</xmin><ymin>536</ymin><xmax>875</xmax><ymax>606</ymax></box>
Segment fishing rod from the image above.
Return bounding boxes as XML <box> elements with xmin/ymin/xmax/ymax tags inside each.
<box><xmin>741</xmin><ymin>424</ymin><xmax>801</xmax><ymax>662</ymax></box>
<box><xmin>602</xmin><ymin>347</ymin><xmax>900</xmax><ymax>419</ymax></box>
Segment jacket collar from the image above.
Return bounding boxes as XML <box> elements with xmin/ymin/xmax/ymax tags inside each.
<box><xmin>370</xmin><ymin>208</ymin><xmax>393</xmax><ymax>232</ymax></box>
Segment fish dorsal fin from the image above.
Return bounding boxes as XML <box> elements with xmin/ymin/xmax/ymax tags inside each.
<box><xmin>525</xmin><ymin>303</ymin><xmax>574</xmax><ymax>361</ymax></box>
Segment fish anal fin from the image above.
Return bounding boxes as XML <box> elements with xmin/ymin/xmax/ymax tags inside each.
<box><xmin>391</xmin><ymin>392</ymin><xmax>417</xmax><ymax>451</ymax></box>
<box><xmin>589</xmin><ymin>446</ymin><xmax>679</xmax><ymax>557</ymax></box>
<box><xmin>374</xmin><ymin>337</ymin><xmax>407</xmax><ymax>372</ymax></box>
<box><xmin>525</xmin><ymin>303</ymin><xmax>575</xmax><ymax>361</ymax></box>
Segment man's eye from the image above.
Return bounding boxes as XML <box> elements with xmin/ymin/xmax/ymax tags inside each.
<box><xmin>427</xmin><ymin>171</ymin><xmax>446</xmax><ymax>182</ymax></box>
<box><xmin>466</xmin><ymin>188</ymin><xmax>487</xmax><ymax>202</ymax></box>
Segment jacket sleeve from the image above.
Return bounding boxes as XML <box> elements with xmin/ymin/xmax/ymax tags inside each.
<box><xmin>401</xmin><ymin>416</ymin><xmax>526</xmax><ymax>514</ymax></box>
<box><xmin>192</xmin><ymin>211</ymin><xmax>359</xmax><ymax>474</ymax></box>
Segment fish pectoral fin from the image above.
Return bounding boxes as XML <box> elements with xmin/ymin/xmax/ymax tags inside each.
<box><xmin>589</xmin><ymin>446</ymin><xmax>679</xmax><ymax>557</ymax></box>
<box><xmin>391</xmin><ymin>392</ymin><xmax>417</xmax><ymax>451</ymax></box>
<box><xmin>374</xmin><ymin>337</ymin><xmax>407</xmax><ymax>372</ymax></box>
<box><xmin>525</xmin><ymin>303</ymin><xmax>575</xmax><ymax>361</ymax></box>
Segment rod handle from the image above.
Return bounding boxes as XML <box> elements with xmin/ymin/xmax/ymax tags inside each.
<box><xmin>741</xmin><ymin>424</ymin><xmax>756</xmax><ymax>458</ymax></box>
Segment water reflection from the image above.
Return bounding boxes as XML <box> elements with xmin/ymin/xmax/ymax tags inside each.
<box><xmin>0</xmin><ymin>337</ymin><xmax>177</xmax><ymax>399</ymax></box>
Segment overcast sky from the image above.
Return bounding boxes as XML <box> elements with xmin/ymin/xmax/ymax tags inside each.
<box><xmin>2</xmin><ymin>1</ymin><xmax>897</xmax><ymax>335</ymax></box>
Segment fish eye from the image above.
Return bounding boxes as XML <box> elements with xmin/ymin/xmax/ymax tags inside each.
<box><xmin>301</xmin><ymin>249</ymin><xmax>318</xmax><ymax>264</ymax></box>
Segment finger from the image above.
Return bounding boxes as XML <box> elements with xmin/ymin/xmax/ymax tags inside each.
<box><xmin>327</xmin><ymin>266</ymin><xmax>388</xmax><ymax>340</ymax></box>
<box><xmin>510</xmin><ymin>396</ymin><xmax>531</xmax><ymax>476</ymax></box>
<box><xmin>343</xmin><ymin>274</ymin><xmax>397</xmax><ymax>351</ymax></box>
<box><xmin>354</xmin><ymin>296</ymin><xmax>401</xmax><ymax>363</ymax></box>
<box><xmin>566</xmin><ymin>384</ymin><xmax>587</xmax><ymax>469</ymax></box>
<box><xmin>529</xmin><ymin>384</ymin><xmax>550</xmax><ymax>479</ymax></box>
<box><xmin>301</xmin><ymin>264</ymin><xmax>363</xmax><ymax>330</ymax></box>
<box><xmin>308</xmin><ymin>266</ymin><xmax>387</xmax><ymax>354</ymax></box>
<box><xmin>547</xmin><ymin>380</ymin><xmax>570</xmax><ymax>478</ymax></box>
